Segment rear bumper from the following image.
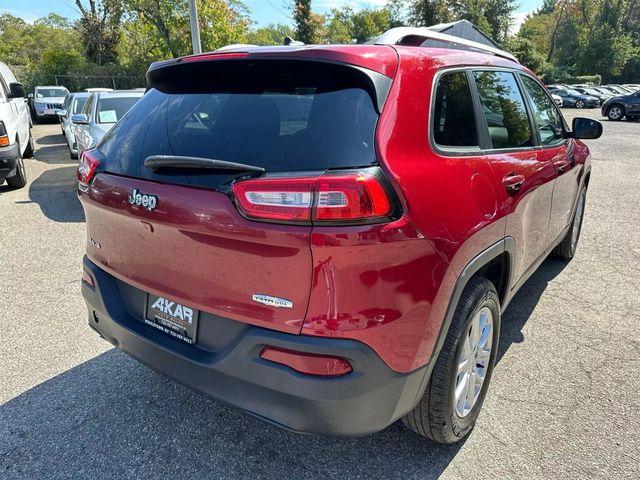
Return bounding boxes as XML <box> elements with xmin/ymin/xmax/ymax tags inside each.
<box><xmin>81</xmin><ymin>256</ymin><xmax>431</xmax><ymax>435</ymax></box>
<box><xmin>0</xmin><ymin>143</ymin><xmax>19</xmax><ymax>181</ymax></box>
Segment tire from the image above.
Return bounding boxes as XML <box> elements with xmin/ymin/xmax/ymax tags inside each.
<box><xmin>575</xmin><ymin>100</ymin><xmax>585</xmax><ymax>109</ymax></box>
<box><xmin>6</xmin><ymin>146</ymin><xmax>27</xmax><ymax>189</ymax></box>
<box><xmin>607</xmin><ymin>104</ymin><xmax>625</xmax><ymax>121</ymax></box>
<box><xmin>69</xmin><ymin>143</ymin><xmax>78</xmax><ymax>160</ymax></box>
<box><xmin>402</xmin><ymin>277</ymin><xmax>501</xmax><ymax>444</ymax></box>
<box><xmin>23</xmin><ymin>130</ymin><xmax>35</xmax><ymax>158</ymax></box>
<box><xmin>552</xmin><ymin>185</ymin><xmax>587</xmax><ymax>260</ymax></box>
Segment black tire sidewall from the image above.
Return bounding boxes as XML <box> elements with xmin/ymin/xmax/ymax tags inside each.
<box><xmin>446</xmin><ymin>286</ymin><xmax>501</xmax><ymax>438</ymax></box>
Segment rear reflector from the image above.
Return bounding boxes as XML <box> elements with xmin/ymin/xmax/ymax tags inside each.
<box><xmin>77</xmin><ymin>150</ymin><xmax>101</xmax><ymax>188</ymax></box>
<box><xmin>259</xmin><ymin>346</ymin><xmax>352</xmax><ymax>377</ymax></box>
<box><xmin>82</xmin><ymin>268</ymin><xmax>95</xmax><ymax>287</ymax></box>
<box><xmin>233</xmin><ymin>168</ymin><xmax>394</xmax><ymax>224</ymax></box>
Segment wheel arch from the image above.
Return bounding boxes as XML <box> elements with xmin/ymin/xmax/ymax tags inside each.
<box><xmin>429</xmin><ymin>238</ymin><xmax>514</xmax><ymax>363</ymax></box>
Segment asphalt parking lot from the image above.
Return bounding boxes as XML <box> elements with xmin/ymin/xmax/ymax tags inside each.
<box><xmin>1</xmin><ymin>110</ymin><xmax>639</xmax><ymax>479</ymax></box>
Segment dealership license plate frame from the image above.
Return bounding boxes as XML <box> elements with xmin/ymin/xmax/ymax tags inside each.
<box><xmin>144</xmin><ymin>294</ymin><xmax>200</xmax><ymax>345</ymax></box>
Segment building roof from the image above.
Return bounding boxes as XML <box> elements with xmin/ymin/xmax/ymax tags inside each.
<box><xmin>425</xmin><ymin>20</ymin><xmax>500</xmax><ymax>48</ymax></box>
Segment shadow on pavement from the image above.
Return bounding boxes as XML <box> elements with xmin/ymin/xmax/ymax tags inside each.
<box><xmin>35</xmin><ymin>133</ymin><xmax>66</xmax><ymax>146</ymax></box>
<box><xmin>1</xmin><ymin>349</ymin><xmax>464</xmax><ymax>480</ymax></box>
<box><xmin>497</xmin><ymin>258</ymin><xmax>568</xmax><ymax>362</ymax></box>
<box><xmin>32</xmin><ymin>138</ymin><xmax>75</xmax><ymax>166</ymax></box>
<box><xmin>28</xmin><ymin>164</ymin><xmax>84</xmax><ymax>223</ymax></box>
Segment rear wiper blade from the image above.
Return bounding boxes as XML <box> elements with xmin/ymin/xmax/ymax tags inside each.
<box><xmin>144</xmin><ymin>155</ymin><xmax>265</xmax><ymax>173</ymax></box>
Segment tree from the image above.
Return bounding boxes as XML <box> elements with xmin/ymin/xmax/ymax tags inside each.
<box><xmin>74</xmin><ymin>0</ymin><xmax>123</xmax><ymax>65</ymax></box>
<box><xmin>393</xmin><ymin>0</ymin><xmax>517</xmax><ymax>43</ymax></box>
<box><xmin>293</xmin><ymin>0</ymin><xmax>314</xmax><ymax>43</ymax></box>
<box><xmin>246</xmin><ymin>24</ymin><xmax>295</xmax><ymax>46</ymax></box>
<box><xmin>121</xmin><ymin>0</ymin><xmax>250</xmax><ymax>58</ymax></box>
<box><xmin>325</xmin><ymin>7</ymin><xmax>394</xmax><ymax>44</ymax></box>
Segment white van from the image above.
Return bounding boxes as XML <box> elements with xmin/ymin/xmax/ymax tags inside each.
<box><xmin>0</xmin><ymin>62</ymin><xmax>33</xmax><ymax>189</ymax></box>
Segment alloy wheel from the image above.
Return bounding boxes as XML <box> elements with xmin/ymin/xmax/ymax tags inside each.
<box><xmin>454</xmin><ymin>306</ymin><xmax>493</xmax><ymax>418</ymax></box>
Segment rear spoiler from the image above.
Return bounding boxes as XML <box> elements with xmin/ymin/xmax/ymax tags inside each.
<box><xmin>146</xmin><ymin>56</ymin><xmax>393</xmax><ymax>114</ymax></box>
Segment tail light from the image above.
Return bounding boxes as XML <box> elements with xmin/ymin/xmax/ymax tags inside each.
<box><xmin>77</xmin><ymin>150</ymin><xmax>100</xmax><ymax>190</ymax></box>
<box><xmin>0</xmin><ymin>121</ymin><xmax>9</xmax><ymax>147</ymax></box>
<box><xmin>259</xmin><ymin>346</ymin><xmax>352</xmax><ymax>377</ymax></box>
<box><xmin>233</xmin><ymin>168</ymin><xmax>396</xmax><ymax>225</ymax></box>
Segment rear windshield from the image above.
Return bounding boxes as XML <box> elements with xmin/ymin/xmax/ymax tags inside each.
<box><xmin>97</xmin><ymin>96</ymin><xmax>141</xmax><ymax>123</ymax></box>
<box><xmin>98</xmin><ymin>60</ymin><xmax>380</xmax><ymax>189</ymax></box>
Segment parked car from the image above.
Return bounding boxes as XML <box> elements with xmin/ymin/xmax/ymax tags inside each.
<box><xmin>78</xmin><ymin>29</ymin><xmax>601</xmax><ymax>444</ymax></box>
<box><xmin>0</xmin><ymin>62</ymin><xmax>34</xmax><ymax>189</ymax></box>
<box><xmin>84</xmin><ymin>88</ymin><xmax>113</xmax><ymax>92</ymax></box>
<box><xmin>605</xmin><ymin>84</ymin><xmax>635</xmax><ymax>94</ymax></box>
<box><xmin>29</xmin><ymin>85</ymin><xmax>69</xmax><ymax>122</ymax></box>
<box><xmin>570</xmin><ymin>86</ymin><xmax>610</xmax><ymax>105</ymax></box>
<box><xmin>549</xmin><ymin>88</ymin><xmax>599</xmax><ymax>108</ymax></box>
<box><xmin>601</xmin><ymin>88</ymin><xmax>640</xmax><ymax>120</ymax></box>
<box><xmin>551</xmin><ymin>93</ymin><xmax>563</xmax><ymax>107</ymax></box>
<box><xmin>71</xmin><ymin>90</ymin><xmax>143</xmax><ymax>154</ymax></box>
<box><xmin>57</xmin><ymin>92</ymin><xmax>89</xmax><ymax>159</ymax></box>
<box><xmin>622</xmin><ymin>84</ymin><xmax>639</xmax><ymax>92</ymax></box>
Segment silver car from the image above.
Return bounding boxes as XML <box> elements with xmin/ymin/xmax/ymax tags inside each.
<box><xmin>57</xmin><ymin>92</ymin><xmax>89</xmax><ymax>159</ymax></box>
<box><xmin>72</xmin><ymin>90</ymin><xmax>144</xmax><ymax>155</ymax></box>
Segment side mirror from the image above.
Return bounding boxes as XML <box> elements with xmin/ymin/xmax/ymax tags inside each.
<box><xmin>71</xmin><ymin>113</ymin><xmax>89</xmax><ymax>125</ymax></box>
<box><xmin>28</xmin><ymin>93</ymin><xmax>34</xmax><ymax>99</ymax></box>
<box><xmin>55</xmin><ymin>109</ymin><xmax>68</xmax><ymax>117</ymax></box>
<box><xmin>7</xmin><ymin>82</ymin><xmax>26</xmax><ymax>99</ymax></box>
<box><xmin>572</xmin><ymin>117</ymin><xmax>602</xmax><ymax>140</ymax></box>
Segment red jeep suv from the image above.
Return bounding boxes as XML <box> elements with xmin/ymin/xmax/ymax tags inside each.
<box><xmin>78</xmin><ymin>28</ymin><xmax>602</xmax><ymax>443</ymax></box>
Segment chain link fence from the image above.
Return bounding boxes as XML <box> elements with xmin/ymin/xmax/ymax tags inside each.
<box><xmin>8</xmin><ymin>66</ymin><xmax>146</xmax><ymax>92</ymax></box>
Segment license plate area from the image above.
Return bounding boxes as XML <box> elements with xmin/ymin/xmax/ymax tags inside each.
<box><xmin>145</xmin><ymin>294</ymin><xmax>199</xmax><ymax>344</ymax></box>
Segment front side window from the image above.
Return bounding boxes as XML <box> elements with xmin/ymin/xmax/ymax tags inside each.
<box><xmin>474</xmin><ymin>71</ymin><xmax>533</xmax><ymax>149</ymax></box>
<box><xmin>521</xmin><ymin>76</ymin><xmax>564</xmax><ymax>146</ymax></box>
<box><xmin>432</xmin><ymin>71</ymin><xmax>478</xmax><ymax>148</ymax></box>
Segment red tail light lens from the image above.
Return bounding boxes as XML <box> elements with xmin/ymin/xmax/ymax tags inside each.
<box><xmin>77</xmin><ymin>150</ymin><xmax>101</xmax><ymax>187</ymax></box>
<box><xmin>314</xmin><ymin>172</ymin><xmax>391</xmax><ymax>221</ymax></box>
<box><xmin>232</xmin><ymin>169</ymin><xmax>395</xmax><ymax>224</ymax></box>
<box><xmin>259</xmin><ymin>346</ymin><xmax>352</xmax><ymax>377</ymax></box>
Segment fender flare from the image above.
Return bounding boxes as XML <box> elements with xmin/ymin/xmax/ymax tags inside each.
<box><xmin>429</xmin><ymin>237</ymin><xmax>515</xmax><ymax>363</ymax></box>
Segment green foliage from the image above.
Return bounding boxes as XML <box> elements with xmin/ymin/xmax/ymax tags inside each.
<box><xmin>325</xmin><ymin>7</ymin><xmax>394</xmax><ymax>43</ymax></box>
<box><xmin>74</xmin><ymin>0</ymin><xmax>123</xmax><ymax>65</ymax></box>
<box><xmin>515</xmin><ymin>0</ymin><xmax>640</xmax><ymax>83</ymax></box>
<box><xmin>504</xmin><ymin>37</ymin><xmax>547</xmax><ymax>73</ymax></box>
<box><xmin>394</xmin><ymin>0</ymin><xmax>517</xmax><ymax>43</ymax></box>
<box><xmin>121</xmin><ymin>0</ymin><xmax>250</xmax><ymax>59</ymax></box>
<box><xmin>245</xmin><ymin>24</ymin><xmax>295</xmax><ymax>46</ymax></box>
<box><xmin>293</xmin><ymin>0</ymin><xmax>316</xmax><ymax>43</ymax></box>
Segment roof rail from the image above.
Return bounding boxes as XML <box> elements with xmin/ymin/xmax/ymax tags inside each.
<box><xmin>374</xmin><ymin>27</ymin><xmax>518</xmax><ymax>63</ymax></box>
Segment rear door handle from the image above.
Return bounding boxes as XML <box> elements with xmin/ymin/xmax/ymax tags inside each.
<box><xmin>554</xmin><ymin>158</ymin><xmax>571</xmax><ymax>174</ymax></box>
<box><xmin>503</xmin><ymin>173</ymin><xmax>526</xmax><ymax>195</ymax></box>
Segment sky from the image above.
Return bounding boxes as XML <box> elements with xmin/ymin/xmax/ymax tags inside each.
<box><xmin>0</xmin><ymin>0</ymin><xmax>543</xmax><ymax>30</ymax></box>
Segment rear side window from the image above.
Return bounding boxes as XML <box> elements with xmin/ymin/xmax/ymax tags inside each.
<box><xmin>520</xmin><ymin>76</ymin><xmax>564</xmax><ymax>146</ymax></box>
<box><xmin>432</xmin><ymin>71</ymin><xmax>478</xmax><ymax>148</ymax></box>
<box><xmin>72</xmin><ymin>96</ymin><xmax>87</xmax><ymax>115</ymax></box>
<box><xmin>81</xmin><ymin>94</ymin><xmax>94</xmax><ymax>116</ymax></box>
<box><xmin>473</xmin><ymin>71</ymin><xmax>533</xmax><ymax>149</ymax></box>
<box><xmin>98</xmin><ymin>60</ymin><xmax>381</xmax><ymax>189</ymax></box>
